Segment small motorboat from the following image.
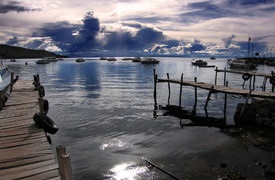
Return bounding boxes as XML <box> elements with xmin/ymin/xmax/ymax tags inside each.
<box><xmin>191</xmin><ymin>59</ymin><xmax>207</xmax><ymax>66</ymax></box>
<box><xmin>76</xmin><ymin>58</ymin><xmax>85</xmax><ymax>62</ymax></box>
<box><xmin>107</xmin><ymin>57</ymin><xmax>117</xmax><ymax>61</ymax></box>
<box><xmin>141</xmin><ymin>57</ymin><xmax>159</xmax><ymax>64</ymax></box>
<box><xmin>132</xmin><ymin>57</ymin><xmax>141</xmax><ymax>62</ymax></box>
<box><xmin>36</xmin><ymin>59</ymin><xmax>50</xmax><ymax>64</ymax></box>
<box><xmin>228</xmin><ymin>59</ymin><xmax>257</xmax><ymax>70</ymax></box>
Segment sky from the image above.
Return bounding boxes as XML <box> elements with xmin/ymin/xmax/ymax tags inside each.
<box><xmin>0</xmin><ymin>0</ymin><xmax>275</xmax><ymax>57</ymax></box>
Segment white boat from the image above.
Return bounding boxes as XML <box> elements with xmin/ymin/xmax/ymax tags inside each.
<box><xmin>228</xmin><ymin>59</ymin><xmax>257</xmax><ymax>70</ymax></box>
<box><xmin>191</xmin><ymin>59</ymin><xmax>207</xmax><ymax>66</ymax></box>
<box><xmin>141</xmin><ymin>57</ymin><xmax>159</xmax><ymax>64</ymax></box>
<box><xmin>0</xmin><ymin>64</ymin><xmax>11</xmax><ymax>109</ymax></box>
<box><xmin>76</xmin><ymin>58</ymin><xmax>85</xmax><ymax>62</ymax></box>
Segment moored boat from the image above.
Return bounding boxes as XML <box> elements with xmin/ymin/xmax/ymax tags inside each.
<box><xmin>100</xmin><ymin>57</ymin><xmax>108</xmax><ymax>60</ymax></box>
<box><xmin>36</xmin><ymin>59</ymin><xmax>50</xmax><ymax>64</ymax></box>
<box><xmin>191</xmin><ymin>59</ymin><xmax>207</xmax><ymax>66</ymax></box>
<box><xmin>0</xmin><ymin>64</ymin><xmax>11</xmax><ymax>110</ymax></box>
<box><xmin>132</xmin><ymin>57</ymin><xmax>141</xmax><ymax>62</ymax></box>
<box><xmin>228</xmin><ymin>59</ymin><xmax>257</xmax><ymax>70</ymax></box>
<box><xmin>76</xmin><ymin>58</ymin><xmax>85</xmax><ymax>62</ymax></box>
<box><xmin>42</xmin><ymin>57</ymin><xmax>58</xmax><ymax>62</ymax></box>
<box><xmin>107</xmin><ymin>57</ymin><xmax>117</xmax><ymax>61</ymax></box>
<box><xmin>141</xmin><ymin>57</ymin><xmax>159</xmax><ymax>64</ymax></box>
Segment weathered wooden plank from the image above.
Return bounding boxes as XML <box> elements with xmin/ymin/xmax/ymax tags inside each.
<box><xmin>0</xmin><ymin>79</ymin><xmax>60</xmax><ymax>179</ymax></box>
<box><xmin>0</xmin><ymin>160</ymin><xmax>59</xmax><ymax>179</ymax></box>
<box><xmin>157</xmin><ymin>78</ymin><xmax>275</xmax><ymax>99</ymax></box>
<box><xmin>0</xmin><ymin>154</ymin><xmax>55</xmax><ymax>170</ymax></box>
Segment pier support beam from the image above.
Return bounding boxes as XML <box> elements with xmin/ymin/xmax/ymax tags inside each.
<box><xmin>179</xmin><ymin>73</ymin><xmax>183</xmax><ymax>106</ymax></box>
<box><xmin>56</xmin><ymin>146</ymin><xmax>73</xmax><ymax>180</ymax></box>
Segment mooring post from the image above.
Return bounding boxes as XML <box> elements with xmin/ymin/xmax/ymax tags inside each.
<box><xmin>205</xmin><ymin>86</ymin><xmax>214</xmax><ymax>110</ymax></box>
<box><xmin>252</xmin><ymin>75</ymin><xmax>256</xmax><ymax>90</ymax></box>
<box><xmin>223</xmin><ymin>68</ymin><xmax>227</xmax><ymax>86</ymax></box>
<box><xmin>179</xmin><ymin>73</ymin><xmax>183</xmax><ymax>106</ymax></box>
<box><xmin>223</xmin><ymin>81</ymin><xmax>228</xmax><ymax>118</ymax></box>
<box><xmin>167</xmin><ymin>73</ymin><xmax>171</xmax><ymax>105</ymax></box>
<box><xmin>153</xmin><ymin>69</ymin><xmax>157</xmax><ymax>105</ymax></box>
<box><xmin>214</xmin><ymin>67</ymin><xmax>218</xmax><ymax>85</ymax></box>
<box><xmin>272</xmin><ymin>71</ymin><xmax>275</xmax><ymax>92</ymax></box>
<box><xmin>56</xmin><ymin>146</ymin><xmax>73</xmax><ymax>180</ymax></box>
<box><xmin>10</xmin><ymin>72</ymin><xmax>14</xmax><ymax>93</ymax></box>
<box><xmin>238</xmin><ymin>89</ymin><xmax>253</xmax><ymax>121</ymax></box>
<box><xmin>194</xmin><ymin>77</ymin><xmax>197</xmax><ymax>108</ymax></box>
<box><xmin>249</xmin><ymin>76</ymin><xmax>252</xmax><ymax>90</ymax></box>
<box><xmin>262</xmin><ymin>76</ymin><xmax>267</xmax><ymax>92</ymax></box>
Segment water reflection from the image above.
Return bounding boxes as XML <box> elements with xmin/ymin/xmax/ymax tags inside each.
<box><xmin>105</xmin><ymin>162</ymin><xmax>150</xmax><ymax>180</ymax></box>
<box><xmin>155</xmin><ymin>104</ymin><xmax>227</xmax><ymax>129</ymax></box>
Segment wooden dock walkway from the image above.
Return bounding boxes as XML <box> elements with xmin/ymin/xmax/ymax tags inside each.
<box><xmin>0</xmin><ymin>80</ymin><xmax>60</xmax><ymax>179</ymax></box>
<box><xmin>157</xmin><ymin>78</ymin><xmax>275</xmax><ymax>99</ymax></box>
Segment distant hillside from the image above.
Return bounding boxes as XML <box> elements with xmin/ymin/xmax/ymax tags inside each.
<box><xmin>0</xmin><ymin>44</ymin><xmax>67</xmax><ymax>59</ymax></box>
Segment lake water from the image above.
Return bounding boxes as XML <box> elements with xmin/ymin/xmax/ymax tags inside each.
<box><xmin>6</xmin><ymin>57</ymin><xmax>275</xmax><ymax>179</ymax></box>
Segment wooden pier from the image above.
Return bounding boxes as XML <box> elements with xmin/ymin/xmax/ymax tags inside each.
<box><xmin>154</xmin><ymin>69</ymin><xmax>275</xmax><ymax>100</ymax></box>
<box><xmin>153</xmin><ymin>69</ymin><xmax>275</xmax><ymax>118</ymax></box>
<box><xmin>0</xmin><ymin>80</ymin><xmax>60</xmax><ymax>179</ymax></box>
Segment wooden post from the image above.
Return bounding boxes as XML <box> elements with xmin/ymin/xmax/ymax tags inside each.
<box><xmin>223</xmin><ymin>68</ymin><xmax>226</xmax><ymax>86</ymax></box>
<box><xmin>167</xmin><ymin>73</ymin><xmax>171</xmax><ymax>105</ymax></box>
<box><xmin>205</xmin><ymin>86</ymin><xmax>214</xmax><ymax>109</ymax></box>
<box><xmin>272</xmin><ymin>71</ymin><xmax>275</xmax><ymax>92</ymax></box>
<box><xmin>153</xmin><ymin>69</ymin><xmax>157</xmax><ymax>100</ymax></box>
<box><xmin>223</xmin><ymin>81</ymin><xmax>228</xmax><ymax>118</ymax></box>
<box><xmin>10</xmin><ymin>72</ymin><xmax>14</xmax><ymax>93</ymax></box>
<box><xmin>56</xmin><ymin>146</ymin><xmax>73</xmax><ymax>180</ymax></box>
<box><xmin>215</xmin><ymin>67</ymin><xmax>218</xmax><ymax>85</ymax></box>
<box><xmin>238</xmin><ymin>90</ymin><xmax>252</xmax><ymax>121</ymax></box>
<box><xmin>252</xmin><ymin>75</ymin><xmax>256</xmax><ymax>90</ymax></box>
<box><xmin>249</xmin><ymin>76</ymin><xmax>252</xmax><ymax>90</ymax></box>
<box><xmin>179</xmin><ymin>73</ymin><xmax>183</xmax><ymax>106</ymax></box>
<box><xmin>262</xmin><ymin>76</ymin><xmax>267</xmax><ymax>92</ymax></box>
<box><xmin>194</xmin><ymin>77</ymin><xmax>197</xmax><ymax>108</ymax></box>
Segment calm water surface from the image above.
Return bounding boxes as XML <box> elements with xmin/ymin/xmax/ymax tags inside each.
<box><xmin>7</xmin><ymin>57</ymin><xmax>275</xmax><ymax>179</ymax></box>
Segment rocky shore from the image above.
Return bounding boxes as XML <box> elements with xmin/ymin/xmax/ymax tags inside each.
<box><xmin>234</xmin><ymin>98</ymin><xmax>275</xmax><ymax>128</ymax></box>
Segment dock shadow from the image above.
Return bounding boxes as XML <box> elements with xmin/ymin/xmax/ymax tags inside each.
<box><xmin>154</xmin><ymin>104</ymin><xmax>227</xmax><ymax>129</ymax></box>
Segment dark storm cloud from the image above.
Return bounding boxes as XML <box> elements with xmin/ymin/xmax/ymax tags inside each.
<box><xmin>33</xmin><ymin>21</ymin><xmax>78</xmax><ymax>43</ymax></box>
<box><xmin>74</xmin><ymin>11</ymin><xmax>101</xmax><ymax>49</ymax></box>
<box><xmin>102</xmin><ymin>27</ymin><xmax>164</xmax><ymax>51</ymax></box>
<box><xmin>0</xmin><ymin>1</ymin><xmax>39</xmax><ymax>13</ymax></box>
<box><xmin>28</xmin><ymin>11</ymin><xmax>165</xmax><ymax>54</ymax></box>
<box><xmin>222</xmin><ymin>34</ymin><xmax>236</xmax><ymax>48</ymax></box>
<box><xmin>135</xmin><ymin>27</ymin><xmax>163</xmax><ymax>45</ymax></box>
<box><xmin>6</xmin><ymin>36</ymin><xmax>19</xmax><ymax>45</ymax></box>
<box><xmin>32</xmin><ymin>12</ymin><xmax>101</xmax><ymax>52</ymax></box>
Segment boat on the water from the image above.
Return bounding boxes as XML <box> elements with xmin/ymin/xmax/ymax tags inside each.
<box><xmin>0</xmin><ymin>64</ymin><xmax>11</xmax><ymax>110</ymax></box>
<box><xmin>107</xmin><ymin>57</ymin><xmax>117</xmax><ymax>61</ymax></box>
<box><xmin>132</xmin><ymin>57</ymin><xmax>141</xmax><ymax>62</ymax></box>
<box><xmin>210</xmin><ymin>57</ymin><xmax>216</xmax><ymax>60</ymax></box>
<box><xmin>228</xmin><ymin>59</ymin><xmax>257</xmax><ymax>70</ymax></box>
<box><xmin>191</xmin><ymin>59</ymin><xmax>207</xmax><ymax>66</ymax></box>
<box><xmin>42</xmin><ymin>57</ymin><xmax>58</xmax><ymax>62</ymax></box>
<box><xmin>141</xmin><ymin>57</ymin><xmax>159</xmax><ymax>64</ymax></box>
<box><xmin>100</xmin><ymin>57</ymin><xmax>108</xmax><ymax>60</ymax></box>
<box><xmin>76</xmin><ymin>58</ymin><xmax>85</xmax><ymax>62</ymax></box>
<box><xmin>36</xmin><ymin>59</ymin><xmax>50</xmax><ymax>64</ymax></box>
